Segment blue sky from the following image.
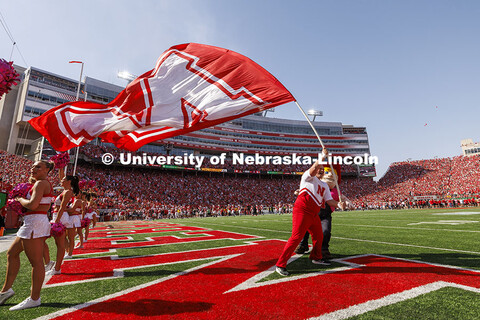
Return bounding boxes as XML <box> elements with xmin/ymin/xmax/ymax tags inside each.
<box><xmin>1</xmin><ymin>0</ymin><xmax>479</xmax><ymax>178</ymax></box>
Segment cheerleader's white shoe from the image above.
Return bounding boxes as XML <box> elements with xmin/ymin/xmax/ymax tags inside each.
<box><xmin>45</xmin><ymin>261</ymin><xmax>55</xmax><ymax>271</ymax></box>
<box><xmin>46</xmin><ymin>269</ymin><xmax>61</xmax><ymax>276</ymax></box>
<box><xmin>0</xmin><ymin>288</ymin><xmax>14</xmax><ymax>305</ymax></box>
<box><xmin>9</xmin><ymin>297</ymin><xmax>41</xmax><ymax>310</ymax></box>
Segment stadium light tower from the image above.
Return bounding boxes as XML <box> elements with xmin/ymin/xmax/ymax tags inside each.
<box><xmin>263</xmin><ymin>108</ymin><xmax>275</xmax><ymax>117</ymax></box>
<box><xmin>117</xmin><ymin>71</ymin><xmax>137</xmax><ymax>83</ymax></box>
<box><xmin>307</xmin><ymin>109</ymin><xmax>323</xmax><ymax>121</ymax></box>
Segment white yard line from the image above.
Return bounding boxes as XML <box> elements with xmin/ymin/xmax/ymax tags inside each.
<box><xmin>333</xmin><ymin>223</ymin><xmax>480</xmax><ymax>233</ymax></box>
<box><xmin>188</xmin><ymin>221</ymin><xmax>480</xmax><ymax>255</ymax></box>
<box><xmin>334</xmin><ymin>218</ymin><xmax>416</xmax><ymax>222</ymax></box>
<box><xmin>203</xmin><ymin>217</ymin><xmax>480</xmax><ymax>233</ymax></box>
<box><xmin>333</xmin><ymin>237</ymin><xmax>480</xmax><ymax>255</ymax></box>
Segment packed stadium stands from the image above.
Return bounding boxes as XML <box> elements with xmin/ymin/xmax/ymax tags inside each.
<box><xmin>342</xmin><ymin>156</ymin><xmax>480</xmax><ymax>209</ymax></box>
<box><xmin>1</xmin><ymin>149</ymin><xmax>479</xmax><ymax>222</ymax></box>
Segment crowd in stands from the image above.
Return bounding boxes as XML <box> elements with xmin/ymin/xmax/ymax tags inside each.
<box><xmin>0</xmin><ymin>150</ymin><xmax>45</xmax><ymax>188</ymax></box>
<box><xmin>78</xmin><ymin>164</ymin><xmax>295</xmax><ymax>219</ymax></box>
<box><xmin>341</xmin><ymin>155</ymin><xmax>480</xmax><ymax>209</ymax></box>
<box><xmin>1</xmin><ymin>149</ymin><xmax>479</xmax><ymax>221</ymax></box>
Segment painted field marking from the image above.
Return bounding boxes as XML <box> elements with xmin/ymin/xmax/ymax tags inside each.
<box><xmin>187</xmin><ymin>221</ymin><xmax>480</xmax><ymax>255</ymax></box>
<box><xmin>44</xmin><ymin>240</ymin><xmax>277</xmax><ymax>287</ymax></box>
<box><xmin>75</xmin><ymin>230</ymin><xmax>262</xmax><ymax>255</ymax></box>
<box><xmin>333</xmin><ymin>223</ymin><xmax>480</xmax><ymax>233</ymax></box>
<box><xmin>36</xmin><ymin>250</ymin><xmax>480</xmax><ymax>320</ymax></box>
<box><xmin>408</xmin><ymin>220</ymin><xmax>478</xmax><ymax>226</ymax></box>
<box><xmin>202</xmin><ymin>215</ymin><xmax>480</xmax><ymax>232</ymax></box>
<box><xmin>101</xmin><ymin>225</ymin><xmax>208</xmax><ymax>236</ymax></box>
<box><xmin>309</xmin><ymin>281</ymin><xmax>480</xmax><ymax>320</ymax></box>
<box><xmin>432</xmin><ymin>212</ymin><xmax>480</xmax><ymax>215</ymax></box>
<box><xmin>333</xmin><ymin>237</ymin><xmax>480</xmax><ymax>255</ymax></box>
<box><xmin>334</xmin><ymin>218</ymin><xmax>421</xmax><ymax>222</ymax></box>
<box><xmin>36</xmin><ymin>255</ymin><xmax>239</xmax><ymax>320</ymax></box>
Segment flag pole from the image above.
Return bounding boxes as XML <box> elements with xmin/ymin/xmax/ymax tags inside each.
<box><xmin>71</xmin><ymin>61</ymin><xmax>84</xmax><ymax>176</ymax></box>
<box><xmin>294</xmin><ymin>101</ymin><xmax>343</xmax><ymax>201</ymax></box>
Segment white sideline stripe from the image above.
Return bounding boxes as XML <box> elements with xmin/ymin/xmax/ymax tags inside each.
<box><xmin>308</xmin><ymin>281</ymin><xmax>480</xmax><ymax>320</ymax></box>
<box><xmin>189</xmin><ymin>221</ymin><xmax>480</xmax><ymax>255</ymax></box>
<box><xmin>334</xmin><ymin>237</ymin><xmax>480</xmax><ymax>255</ymax></box>
<box><xmin>333</xmin><ymin>223</ymin><xmax>480</xmax><ymax>233</ymax></box>
<box><xmin>35</xmin><ymin>255</ymin><xmax>240</xmax><ymax>320</ymax></box>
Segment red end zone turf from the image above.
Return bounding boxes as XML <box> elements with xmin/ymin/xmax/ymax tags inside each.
<box><xmin>41</xmin><ymin>221</ymin><xmax>480</xmax><ymax>319</ymax></box>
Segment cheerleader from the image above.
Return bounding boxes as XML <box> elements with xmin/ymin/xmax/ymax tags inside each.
<box><xmin>89</xmin><ymin>193</ymin><xmax>98</xmax><ymax>228</ymax></box>
<box><xmin>66</xmin><ymin>192</ymin><xmax>84</xmax><ymax>254</ymax></box>
<box><xmin>0</xmin><ymin>160</ymin><xmax>54</xmax><ymax>310</ymax></box>
<box><xmin>46</xmin><ymin>167</ymin><xmax>79</xmax><ymax>275</ymax></box>
<box><xmin>75</xmin><ymin>191</ymin><xmax>89</xmax><ymax>246</ymax></box>
<box><xmin>83</xmin><ymin>193</ymin><xmax>95</xmax><ymax>241</ymax></box>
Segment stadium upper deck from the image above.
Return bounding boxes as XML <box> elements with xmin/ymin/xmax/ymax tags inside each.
<box><xmin>1</xmin><ymin>65</ymin><xmax>372</xmax><ymax>176</ymax></box>
<box><xmin>163</xmin><ymin>115</ymin><xmax>371</xmax><ymax>158</ymax></box>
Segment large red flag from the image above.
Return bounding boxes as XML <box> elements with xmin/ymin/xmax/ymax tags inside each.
<box><xmin>29</xmin><ymin>43</ymin><xmax>295</xmax><ymax>151</ymax></box>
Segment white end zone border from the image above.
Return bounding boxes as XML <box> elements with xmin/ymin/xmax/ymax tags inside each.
<box><xmin>226</xmin><ymin>254</ymin><xmax>363</xmax><ymax>293</ymax></box>
<box><xmin>38</xmin><ymin>249</ymin><xmax>480</xmax><ymax>320</ymax></box>
<box><xmin>309</xmin><ymin>281</ymin><xmax>480</xmax><ymax>320</ymax></box>
<box><xmin>307</xmin><ymin>253</ymin><xmax>480</xmax><ymax>320</ymax></box>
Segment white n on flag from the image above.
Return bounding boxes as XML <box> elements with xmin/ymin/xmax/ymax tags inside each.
<box><xmin>29</xmin><ymin>43</ymin><xmax>295</xmax><ymax>151</ymax></box>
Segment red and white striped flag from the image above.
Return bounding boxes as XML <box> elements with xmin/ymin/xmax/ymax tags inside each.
<box><xmin>29</xmin><ymin>43</ymin><xmax>295</xmax><ymax>151</ymax></box>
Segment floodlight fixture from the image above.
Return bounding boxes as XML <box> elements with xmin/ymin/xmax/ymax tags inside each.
<box><xmin>307</xmin><ymin>109</ymin><xmax>323</xmax><ymax>121</ymax></box>
<box><xmin>117</xmin><ymin>71</ymin><xmax>137</xmax><ymax>82</ymax></box>
<box><xmin>263</xmin><ymin>108</ymin><xmax>275</xmax><ymax>117</ymax></box>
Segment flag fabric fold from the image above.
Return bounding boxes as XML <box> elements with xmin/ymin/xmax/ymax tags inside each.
<box><xmin>29</xmin><ymin>43</ymin><xmax>295</xmax><ymax>151</ymax></box>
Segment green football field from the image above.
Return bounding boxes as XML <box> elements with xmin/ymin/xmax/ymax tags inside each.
<box><xmin>0</xmin><ymin>208</ymin><xmax>479</xmax><ymax>319</ymax></box>
<box><xmin>188</xmin><ymin>208</ymin><xmax>480</xmax><ymax>270</ymax></box>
